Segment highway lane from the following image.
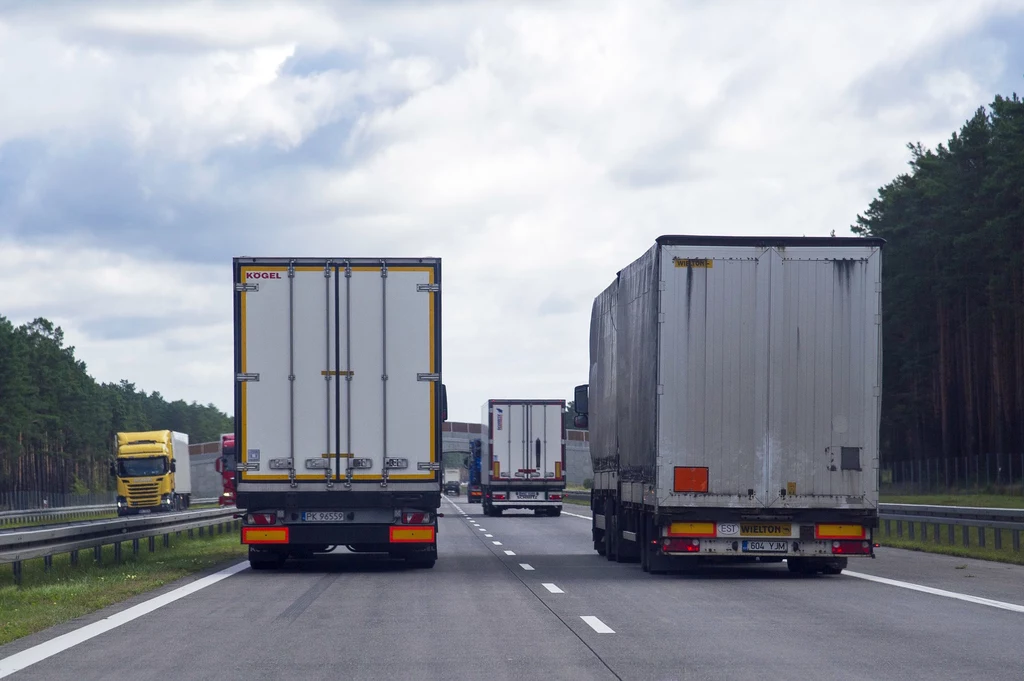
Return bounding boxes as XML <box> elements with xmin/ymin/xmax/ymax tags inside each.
<box><xmin>2</xmin><ymin>497</ymin><xmax>1022</xmax><ymax>681</ymax></box>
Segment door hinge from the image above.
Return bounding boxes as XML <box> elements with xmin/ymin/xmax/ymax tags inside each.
<box><xmin>418</xmin><ymin>462</ymin><xmax>441</xmax><ymax>471</ymax></box>
<box><xmin>417</xmin><ymin>373</ymin><xmax>440</xmax><ymax>382</ymax></box>
<box><xmin>235</xmin><ymin>283</ymin><xmax>259</xmax><ymax>292</ymax></box>
<box><xmin>417</xmin><ymin>283</ymin><xmax>440</xmax><ymax>292</ymax></box>
<box><xmin>237</xmin><ymin>373</ymin><xmax>260</xmax><ymax>382</ymax></box>
<box><xmin>236</xmin><ymin>462</ymin><xmax>259</xmax><ymax>472</ymax></box>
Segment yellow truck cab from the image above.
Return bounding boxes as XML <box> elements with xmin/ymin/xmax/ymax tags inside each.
<box><xmin>111</xmin><ymin>430</ymin><xmax>192</xmax><ymax>515</ymax></box>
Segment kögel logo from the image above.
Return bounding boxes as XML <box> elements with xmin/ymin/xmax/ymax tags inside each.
<box><xmin>247</xmin><ymin>272</ymin><xmax>282</xmax><ymax>280</ymax></box>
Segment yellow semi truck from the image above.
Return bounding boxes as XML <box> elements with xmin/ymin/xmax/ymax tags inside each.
<box><xmin>111</xmin><ymin>430</ymin><xmax>192</xmax><ymax>515</ymax></box>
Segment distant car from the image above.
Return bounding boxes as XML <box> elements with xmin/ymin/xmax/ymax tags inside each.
<box><xmin>444</xmin><ymin>480</ymin><xmax>460</xmax><ymax>496</ymax></box>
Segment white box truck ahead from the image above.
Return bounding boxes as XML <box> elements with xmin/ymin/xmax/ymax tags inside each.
<box><xmin>481</xmin><ymin>400</ymin><xmax>566</xmax><ymax>516</ymax></box>
<box><xmin>234</xmin><ymin>257</ymin><xmax>446</xmax><ymax>570</ymax></box>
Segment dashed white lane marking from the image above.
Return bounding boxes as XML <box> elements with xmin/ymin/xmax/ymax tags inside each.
<box><xmin>504</xmin><ymin>550</ymin><xmax>516</xmax><ymax>556</ymax></box>
<box><xmin>520</xmin><ymin>563</ymin><xmax>534</xmax><ymax>571</ymax></box>
<box><xmin>478</xmin><ymin>528</ymin><xmax>487</xmax><ymax>532</ymax></box>
<box><xmin>844</xmin><ymin>571</ymin><xmax>1024</xmax><ymax>614</ymax></box>
<box><xmin>542</xmin><ymin>583</ymin><xmax>564</xmax><ymax>594</ymax></box>
<box><xmin>485</xmin><ymin>534</ymin><xmax>493</xmax><ymax>537</ymax></box>
<box><xmin>581</xmin><ymin>616</ymin><xmax>615</xmax><ymax>633</ymax></box>
<box><xmin>563</xmin><ymin>511</ymin><xmax>592</xmax><ymax>520</ymax></box>
<box><xmin>0</xmin><ymin>561</ymin><xmax>249</xmax><ymax>678</ymax></box>
<box><xmin>492</xmin><ymin>541</ymin><xmax>503</xmax><ymax>545</ymax></box>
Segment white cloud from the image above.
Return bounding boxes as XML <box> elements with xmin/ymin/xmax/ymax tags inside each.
<box><xmin>1</xmin><ymin>0</ymin><xmax>1023</xmax><ymax>421</ymax></box>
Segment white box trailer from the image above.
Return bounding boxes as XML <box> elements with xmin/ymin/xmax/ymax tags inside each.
<box><xmin>233</xmin><ymin>257</ymin><xmax>446</xmax><ymax>570</ymax></box>
<box><xmin>573</xmin><ymin>235</ymin><xmax>883</xmax><ymax>575</ymax></box>
<box><xmin>481</xmin><ymin>400</ymin><xmax>566</xmax><ymax>516</ymax></box>
<box><xmin>170</xmin><ymin>431</ymin><xmax>192</xmax><ymax>498</ymax></box>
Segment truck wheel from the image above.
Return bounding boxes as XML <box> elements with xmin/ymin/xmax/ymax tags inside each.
<box><xmin>248</xmin><ymin>547</ymin><xmax>285</xmax><ymax>570</ymax></box>
<box><xmin>821</xmin><ymin>558</ymin><xmax>848</xmax><ymax>575</ymax></box>
<box><xmin>550</xmin><ymin>508</ymin><xmax>561</xmax><ymax>517</ymax></box>
<box><xmin>786</xmin><ymin>558</ymin><xmax>818</xmax><ymax>575</ymax></box>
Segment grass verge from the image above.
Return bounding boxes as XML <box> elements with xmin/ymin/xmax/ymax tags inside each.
<box><xmin>876</xmin><ymin>521</ymin><xmax>1024</xmax><ymax>566</ymax></box>
<box><xmin>0</xmin><ymin>528</ymin><xmax>246</xmax><ymax>646</ymax></box>
<box><xmin>880</xmin><ymin>493</ymin><xmax>1024</xmax><ymax>509</ymax></box>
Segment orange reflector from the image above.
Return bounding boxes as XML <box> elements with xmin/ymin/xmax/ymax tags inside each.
<box><xmin>668</xmin><ymin>522</ymin><xmax>716</xmax><ymax>537</ymax></box>
<box><xmin>389</xmin><ymin>526</ymin><xmax>436</xmax><ymax>543</ymax></box>
<box><xmin>815</xmin><ymin>524</ymin><xmax>867</xmax><ymax>540</ymax></box>
<box><xmin>555</xmin><ymin>461</ymin><xmax>562</xmax><ymax>479</ymax></box>
<box><xmin>242</xmin><ymin>527</ymin><xmax>289</xmax><ymax>544</ymax></box>
<box><xmin>673</xmin><ymin>466</ymin><xmax>709</xmax><ymax>493</ymax></box>
<box><xmin>493</xmin><ymin>461</ymin><xmax>500</xmax><ymax>478</ymax></box>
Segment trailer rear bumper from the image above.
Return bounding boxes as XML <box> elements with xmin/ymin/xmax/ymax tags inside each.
<box><xmin>242</xmin><ymin>523</ymin><xmax>436</xmax><ymax>546</ymax></box>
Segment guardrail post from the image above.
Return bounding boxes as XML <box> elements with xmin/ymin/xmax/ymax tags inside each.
<box><xmin>948</xmin><ymin>524</ymin><xmax>954</xmax><ymax>544</ymax></box>
<box><xmin>71</xmin><ymin>550</ymin><xmax>78</xmax><ymax>566</ymax></box>
<box><xmin>163</xmin><ymin>533</ymin><xmax>170</xmax><ymax>548</ymax></box>
<box><xmin>149</xmin><ymin>536</ymin><xmax>156</xmax><ymax>552</ymax></box>
<box><xmin>908</xmin><ymin>522</ymin><xmax>915</xmax><ymax>541</ymax></box>
<box><xmin>963</xmin><ymin>527</ymin><xmax>970</xmax><ymax>548</ymax></box>
<box><xmin>199</xmin><ymin>526</ymin><xmax>204</xmax><ymax>538</ymax></box>
<box><xmin>1014</xmin><ymin>530</ymin><xmax>1021</xmax><ymax>553</ymax></box>
<box><xmin>978</xmin><ymin>527</ymin><xmax>986</xmax><ymax>548</ymax></box>
<box><xmin>896</xmin><ymin>521</ymin><xmax>902</xmax><ymax>538</ymax></box>
<box><xmin>920</xmin><ymin>523</ymin><xmax>927</xmax><ymax>541</ymax></box>
<box><xmin>12</xmin><ymin>561</ymin><xmax>21</xmax><ymax>587</ymax></box>
<box><xmin>44</xmin><ymin>555</ymin><xmax>52</xmax><ymax>573</ymax></box>
<box><xmin>884</xmin><ymin>519</ymin><xmax>890</xmax><ymax>536</ymax></box>
<box><xmin>933</xmin><ymin>523</ymin><xmax>941</xmax><ymax>544</ymax></box>
<box><xmin>95</xmin><ymin>545</ymin><xmax>102</xmax><ymax>564</ymax></box>
<box><xmin>133</xmin><ymin>538</ymin><xmax>140</xmax><ymax>556</ymax></box>
<box><xmin>114</xmin><ymin>541</ymin><xmax>122</xmax><ymax>564</ymax></box>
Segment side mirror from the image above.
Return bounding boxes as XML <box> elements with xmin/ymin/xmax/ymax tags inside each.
<box><xmin>573</xmin><ymin>384</ymin><xmax>589</xmax><ymax>415</ymax></box>
<box><xmin>463</xmin><ymin>456</ymin><xmax>469</xmax><ymax>468</ymax></box>
<box><xmin>170</xmin><ymin>460</ymin><xmax>177</xmax><ymax>473</ymax></box>
<box><xmin>215</xmin><ymin>457</ymin><xmax>223</xmax><ymax>473</ymax></box>
<box><xmin>441</xmin><ymin>384</ymin><xmax>449</xmax><ymax>422</ymax></box>
<box><xmin>109</xmin><ymin>461</ymin><xmax>117</xmax><ymax>477</ymax></box>
<box><xmin>573</xmin><ymin>414</ymin><xmax>589</xmax><ymax>429</ymax></box>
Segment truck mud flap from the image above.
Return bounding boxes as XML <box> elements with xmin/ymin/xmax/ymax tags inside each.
<box><xmin>594</xmin><ymin>513</ymin><xmax>606</xmax><ymax>530</ymax></box>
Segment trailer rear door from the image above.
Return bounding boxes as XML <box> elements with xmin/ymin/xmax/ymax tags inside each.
<box><xmin>235</xmin><ymin>258</ymin><xmax>441</xmax><ymax>491</ymax></box>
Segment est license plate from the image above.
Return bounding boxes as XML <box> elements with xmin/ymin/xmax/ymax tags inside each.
<box><xmin>742</xmin><ymin>540</ymin><xmax>788</xmax><ymax>553</ymax></box>
<box><xmin>302</xmin><ymin>512</ymin><xmax>348</xmax><ymax>522</ymax></box>
<box><xmin>514</xmin><ymin>492</ymin><xmax>538</xmax><ymax>500</ymax></box>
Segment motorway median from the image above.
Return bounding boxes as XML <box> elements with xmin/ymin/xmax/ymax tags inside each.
<box><xmin>0</xmin><ymin>530</ymin><xmax>245</xmax><ymax>646</ymax></box>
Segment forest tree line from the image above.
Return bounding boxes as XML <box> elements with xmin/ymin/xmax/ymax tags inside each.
<box><xmin>854</xmin><ymin>92</ymin><xmax>1024</xmax><ymax>465</ymax></box>
<box><xmin>0</xmin><ymin>316</ymin><xmax>232</xmax><ymax>497</ymax></box>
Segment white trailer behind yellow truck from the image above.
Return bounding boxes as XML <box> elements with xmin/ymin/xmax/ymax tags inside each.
<box><xmin>233</xmin><ymin>257</ymin><xmax>446</xmax><ymax>570</ymax></box>
<box><xmin>573</xmin><ymin>235</ymin><xmax>883</xmax><ymax>575</ymax></box>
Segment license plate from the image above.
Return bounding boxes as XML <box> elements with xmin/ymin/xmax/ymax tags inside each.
<box><xmin>138</xmin><ymin>509</ymin><xmax>151</xmax><ymax>514</ymax></box>
<box><xmin>742</xmin><ymin>540</ymin><xmax>788</xmax><ymax>553</ymax></box>
<box><xmin>514</xmin><ymin>492</ymin><xmax>538</xmax><ymax>500</ymax></box>
<box><xmin>302</xmin><ymin>512</ymin><xmax>348</xmax><ymax>522</ymax></box>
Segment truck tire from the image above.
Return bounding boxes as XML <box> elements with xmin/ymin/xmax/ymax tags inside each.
<box><xmin>248</xmin><ymin>547</ymin><xmax>285</xmax><ymax>570</ymax></box>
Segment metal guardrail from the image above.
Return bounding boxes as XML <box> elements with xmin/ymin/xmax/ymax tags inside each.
<box><xmin>562</xmin><ymin>491</ymin><xmax>1024</xmax><ymax>552</ymax></box>
<box><xmin>0</xmin><ymin>498</ymin><xmax>222</xmax><ymax>527</ymax></box>
<box><xmin>1</xmin><ymin>506</ymin><xmax>239</xmax><ymax>586</ymax></box>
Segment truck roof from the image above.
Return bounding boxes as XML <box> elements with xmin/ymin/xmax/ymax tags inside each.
<box><xmin>654</xmin><ymin>234</ymin><xmax>886</xmax><ymax>249</ymax></box>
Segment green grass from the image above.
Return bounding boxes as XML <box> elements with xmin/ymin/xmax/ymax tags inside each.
<box><xmin>876</xmin><ymin>521</ymin><xmax>1024</xmax><ymax>566</ymax></box>
<box><xmin>0</xmin><ymin>526</ymin><xmax>246</xmax><ymax>646</ymax></box>
<box><xmin>0</xmin><ymin>511</ymin><xmax>118</xmax><ymax>530</ymax></box>
<box><xmin>880</xmin><ymin>493</ymin><xmax>1024</xmax><ymax>509</ymax></box>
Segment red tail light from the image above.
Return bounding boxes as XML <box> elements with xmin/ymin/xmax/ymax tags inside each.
<box><xmin>663</xmin><ymin>538</ymin><xmax>700</xmax><ymax>553</ymax></box>
<box><xmin>401</xmin><ymin>511</ymin><xmax>433</xmax><ymax>524</ymax></box>
<box><xmin>831</xmin><ymin>540</ymin><xmax>871</xmax><ymax>555</ymax></box>
<box><xmin>246</xmin><ymin>513</ymin><xmax>277</xmax><ymax>525</ymax></box>
<box><xmin>493</xmin><ymin>493</ymin><xmax>506</xmax><ymax>500</ymax></box>
<box><xmin>549</xmin><ymin>494</ymin><xmax>562</xmax><ymax>501</ymax></box>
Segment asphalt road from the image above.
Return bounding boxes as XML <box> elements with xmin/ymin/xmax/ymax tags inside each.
<box><xmin>2</xmin><ymin>497</ymin><xmax>1022</xmax><ymax>681</ymax></box>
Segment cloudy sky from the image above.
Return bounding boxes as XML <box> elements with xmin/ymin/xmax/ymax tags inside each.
<box><xmin>1</xmin><ymin>0</ymin><xmax>1023</xmax><ymax>423</ymax></box>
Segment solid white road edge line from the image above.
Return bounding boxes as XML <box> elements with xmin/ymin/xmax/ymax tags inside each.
<box><xmin>0</xmin><ymin>561</ymin><xmax>250</xmax><ymax>679</ymax></box>
<box><xmin>843</xmin><ymin>570</ymin><xmax>1024</xmax><ymax>614</ymax></box>
<box><xmin>542</xmin><ymin>583</ymin><xmax>564</xmax><ymax>594</ymax></box>
<box><xmin>581</xmin><ymin>616</ymin><xmax>615</xmax><ymax>633</ymax></box>
<box><xmin>563</xmin><ymin>511</ymin><xmax>592</xmax><ymax>520</ymax></box>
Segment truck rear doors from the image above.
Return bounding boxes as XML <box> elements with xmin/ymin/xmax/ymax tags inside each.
<box><xmin>485</xmin><ymin>401</ymin><xmax>565</xmax><ymax>485</ymax></box>
<box><xmin>234</xmin><ymin>258</ymin><xmax>442</xmax><ymax>493</ymax></box>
